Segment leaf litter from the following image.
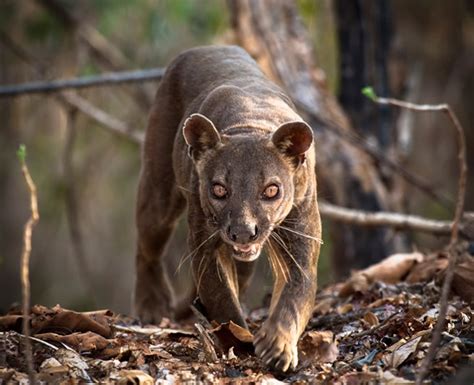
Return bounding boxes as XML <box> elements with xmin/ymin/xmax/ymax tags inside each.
<box><xmin>0</xmin><ymin>247</ymin><xmax>473</xmax><ymax>384</ymax></box>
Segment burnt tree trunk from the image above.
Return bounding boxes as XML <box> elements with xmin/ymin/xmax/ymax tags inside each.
<box><xmin>336</xmin><ymin>0</ymin><xmax>393</xmax><ymax>147</ymax></box>
<box><xmin>228</xmin><ymin>0</ymin><xmax>394</xmax><ymax>278</ymax></box>
<box><xmin>334</xmin><ymin>0</ymin><xmax>402</xmax><ymax>265</ymax></box>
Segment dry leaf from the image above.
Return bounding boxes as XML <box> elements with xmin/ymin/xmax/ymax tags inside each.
<box><xmin>452</xmin><ymin>257</ymin><xmax>474</xmax><ymax>304</ymax></box>
<box><xmin>313</xmin><ymin>297</ymin><xmax>336</xmax><ymax>315</ymax></box>
<box><xmin>29</xmin><ymin>305</ymin><xmax>112</xmax><ymax>337</ymax></box>
<box><xmin>337</xmin><ymin>304</ymin><xmax>353</xmax><ymax>314</ymax></box>
<box><xmin>381</xmin><ymin>371</ymin><xmax>415</xmax><ymax>384</ymax></box>
<box><xmin>298</xmin><ymin>330</ymin><xmax>339</xmax><ymax>365</ymax></box>
<box><xmin>363</xmin><ymin>312</ymin><xmax>379</xmax><ymax>327</ymax></box>
<box><xmin>339</xmin><ymin>274</ymin><xmax>370</xmax><ymax>297</ymax></box>
<box><xmin>406</xmin><ymin>254</ymin><xmax>448</xmax><ymax>283</ymax></box>
<box><xmin>388</xmin><ymin>336</ymin><xmax>422</xmax><ymax>368</ymax></box>
<box><xmin>0</xmin><ymin>315</ymin><xmax>22</xmax><ymax>332</ymax></box>
<box><xmin>339</xmin><ymin>252</ymin><xmax>425</xmax><ymax>297</ymax></box>
<box><xmin>34</xmin><ymin>331</ymin><xmax>111</xmax><ymax>352</ymax></box>
<box><xmin>211</xmin><ymin>321</ymin><xmax>254</xmax><ymax>355</ymax></box>
<box><xmin>118</xmin><ymin>370</ymin><xmax>154</xmax><ymax>385</ymax></box>
<box><xmin>54</xmin><ymin>348</ymin><xmax>92</xmax><ymax>381</ymax></box>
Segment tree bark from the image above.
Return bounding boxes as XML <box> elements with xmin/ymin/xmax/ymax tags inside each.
<box><xmin>228</xmin><ymin>0</ymin><xmax>394</xmax><ymax>278</ymax></box>
<box><xmin>336</xmin><ymin>0</ymin><xmax>393</xmax><ymax>148</ymax></box>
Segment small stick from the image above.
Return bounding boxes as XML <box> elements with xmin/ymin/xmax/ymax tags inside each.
<box><xmin>318</xmin><ymin>201</ymin><xmax>455</xmax><ymax>235</ymax></box>
<box><xmin>16</xmin><ymin>333</ymin><xmax>59</xmax><ymax>351</ymax></box>
<box><xmin>17</xmin><ymin>145</ymin><xmax>40</xmax><ymax>384</ymax></box>
<box><xmin>194</xmin><ymin>323</ymin><xmax>218</xmax><ymax>362</ymax></box>
<box><xmin>0</xmin><ymin>68</ymin><xmax>165</xmax><ymax>98</ymax></box>
<box><xmin>362</xmin><ymin>87</ymin><xmax>467</xmax><ymax>384</ymax></box>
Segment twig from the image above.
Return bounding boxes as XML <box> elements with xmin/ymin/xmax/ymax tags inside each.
<box><xmin>346</xmin><ymin>311</ymin><xmax>401</xmax><ymax>339</ymax></box>
<box><xmin>319</xmin><ymin>201</ymin><xmax>458</xmax><ymax>236</ymax></box>
<box><xmin>16</xmin><ymin>333</ymin><xmax>59</xmax><ymax>351</ymax></box>
<box><xmin>112</xmin><ymin>324</ymin><xmax>195</xmax><ymax>336</ymax></box>
<box><xmin>362</xmin><ymin>88</ymin><xmax>467</xmax><ymax>384</ymax></box>
<box><xmin>0</xmin><ymin>68</ymin><xmax>165</xmax><ymax>98</ymax></box>
<box><xmin>60</xmin><ymin>92</ymin><xmax>143</xmax><ymax>144</ymax></box>
<box><xmin>194</xmin><ymin>323</ymin><xmax>219</xmax><ymax>362</ymax></box>
<box><xmin>0</xmin><ymin>31</ymin><xmax>144</xmax><ymax>146</ymax></box>
<box><xmin>17</xmin><ymin>145</ymin><xmax>39</xmax><ymax>384</ymax></box>
<box><xmin>297</xmin><ymin>100</ymin><xmax>453</xmax><ymax>209</ymax></box>
<box><xmin>36</xmin><ymin>0</ymin><xmax>153</xmax><ymax>107</ymax></box>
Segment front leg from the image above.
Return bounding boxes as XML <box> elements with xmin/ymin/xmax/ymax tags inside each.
<box><xmin>255</xmin><ymin>207</ymin><xmax>321</xmax><ymax>372</ymax></box>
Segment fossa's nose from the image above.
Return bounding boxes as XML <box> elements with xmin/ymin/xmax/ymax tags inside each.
<box><xmin>227</xmin><ymin>223</ymin><xmax>259</xmax><ymax>244</ymax></box>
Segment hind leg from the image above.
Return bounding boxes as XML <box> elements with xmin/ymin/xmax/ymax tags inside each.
<box><xmin>134</xmin><ymin>175</ymin><xmax>185</xmax><ymax>324</ymax></box>
<box><xmin>134</xmin><ymin>89</ymin><xmax>186</xmax><ymax>324</ymax></box>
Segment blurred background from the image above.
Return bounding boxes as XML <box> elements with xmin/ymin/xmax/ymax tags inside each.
<box><xmin>0</xmin><ymin>0</ymin><xmax>473</xmax><ymax>315</ymax></box>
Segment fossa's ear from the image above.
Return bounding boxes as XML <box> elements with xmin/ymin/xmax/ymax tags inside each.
<box><xmin>182</xmin><ymin>113</ymin><xmax>221</xmax><ymax>160</ymax></box>
<box><xmin>272</xmin><ymin>121</ymin><xmax>313</xmax><ymax>165</ymax></box>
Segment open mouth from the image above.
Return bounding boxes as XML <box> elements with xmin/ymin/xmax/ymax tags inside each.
<box><xmin>231</xmin><ymin>243</ymin><xmax>262</xmax><ymax>262</ymax></box>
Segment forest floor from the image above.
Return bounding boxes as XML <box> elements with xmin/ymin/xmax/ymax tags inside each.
<box><xmin>0</xmin><ymin>248</ymin><xmax>473</xmax><ymax>384</ymax></box>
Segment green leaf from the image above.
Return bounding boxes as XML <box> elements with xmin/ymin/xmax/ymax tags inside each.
<box><xmin>361</xmin><ymin>86</ymin><xmax>377</xmax><ymax>101</ymax></box>
<box><xmin>17</xmin><ymin>144</ymin><xmax>26</xmax><ymax>164</ymax></box>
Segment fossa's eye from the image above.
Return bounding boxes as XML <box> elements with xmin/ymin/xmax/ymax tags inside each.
<box><xmin>211</xmin><ymin>183</ymin><xmax>228</xmax><ymax>199</ymax></box>
<box><xmin>262</xmin><ymin>184</ymin><xmax>280</xmax><ymax>200</ymax></box>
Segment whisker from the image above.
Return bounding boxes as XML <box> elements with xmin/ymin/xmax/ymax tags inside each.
<box><xmin>270</xmin><ymin>235</ymin><xmax>290</xmax><ymax>282</ymax></box>
<box><xmin>197</xmin><ymin>254</ymin><xmax>214</xmax><ymax>292</ymax></box>
<box><xmin>268</xmin><ymin>235</ymin><xmax>289</xmax><ymax>283</ymax></box>
<box><xmin>175</xmin><ymin>230</ymin><xmax>219</xmax><ymax>275</ymax></box>
<box><xmin>266</xmin><ymin>239</ymin><xmax>279</xmax><ymax>278</ymax></box>
<box><xmin>176</xmin><ymin>185</ymin><xmax>193</xmax><ymax>194</ymax></box>
<box><xmin>272</xmin><ymin>231</ymin><xmax>309</xmax><ymax>281</ymax></box>
<box><xmin>216</xmin><ymin>255</ymin><xmax>224</xmax><ymax>283</ymax></box>
<box><xmin>277</xmin><ymin>225</ymin><xmax>323</xmax><ymax>244</ymax></box>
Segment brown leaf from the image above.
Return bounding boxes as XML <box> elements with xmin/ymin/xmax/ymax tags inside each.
<box><xmin>34</xmin><ymin>331</ymin><xmax>111</xmax><ymax>352</ymax></box>
<box><xmin>54</xmin><ymin>348</ymin><xmax>92</xmax><ymax>381</ymax></box>
<box><xmin>405</xmin><ymin>253</ymin><xmax>448</xmax><ymax>283</ymax></box>
<box><xmin>210</xmin><ymin>321</ymin><xmax>254</xmax><ymax>355</ymax></box>
<box><xmin>387</xmin><ymin>335</ymin><xmax>422</xmax><ymax>368</ymax></box>
<box><xmin>313</xmin><ymin>297</ymin><xmax>337</xmax><ymax>315</ymax></box>
<box><xmin>452</xmin><ymin>257</ymin><xmax>474</xmax><ymax>304</ymax></box>
<box><xmin>337</xmin><ymin>304</ymin><xmax>354</xmax><ymax>314</ymax></box>
<box><xmin>338</xmin><ymin>274</ymin><xmax>370</xmax><ymax>297</ymax></box>
<box><xmin>298</xmin><ymin>330</ymin><xmax>339</xmax><ymax>365</ymax></box>
<box><xmin>30</xmin><ymin>305</ymin><xmax>112</xmax><ymax>337</ymax></box>
<box><xmin>363</xmin><ymin>311</ymin><xmax>379</xmax><ymax>327</ymax></box>
<box><xmin>0</xmin><ymin>315</ymin><xmax>23</xmax><ymax>332</ymax></box>
<box><xmin>117</xmin><ymin>370</ymin><xmax>154</xmax><ymax>385</ymax></box>
<box><xmin>339</xmin><ymin>252</ymin><xmax>425</xmax><ymax>297</ymax></box>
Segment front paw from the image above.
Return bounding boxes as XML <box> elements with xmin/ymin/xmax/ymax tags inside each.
<box><xmin>134</xmin><ymin>294</ymin><xmax>171</xmax><ymax>325</ymax></box>
<box><xmin>254</xmin><ymin>320</ymin><xmax>298</xmax><ymax>372</ymax></box>
<box><xmin>134</xmin><ymin>283</ymin><xmax>172</xmax><ymax>325</ymax></box>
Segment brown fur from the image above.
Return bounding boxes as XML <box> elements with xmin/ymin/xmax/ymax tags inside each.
<box><xmin>134</xmin><ymin>46</ymin><xmax>321</xmax><ymax>372</ymax></box>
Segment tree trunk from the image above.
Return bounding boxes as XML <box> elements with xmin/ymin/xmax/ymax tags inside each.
<box><xmin>335</xmin><ymin>0</ymin><xmax>393</xmax><ymax>148</ymax></box>
<box><xmin>228</xmin><ymin>0</ymin><xmax>394</xmax><ymax>278</ymax></box>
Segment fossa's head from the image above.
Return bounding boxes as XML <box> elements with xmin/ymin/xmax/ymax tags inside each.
<box><xmin>183</xmin><ymin>113</ymin><xmax>313</xmax><ymax>262</ymax></box>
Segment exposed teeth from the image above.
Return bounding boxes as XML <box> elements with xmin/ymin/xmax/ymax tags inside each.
<box><xmin>233</xmin><ymin>244</ymin><xmax>254</xmax><ymax>253</ymax></box>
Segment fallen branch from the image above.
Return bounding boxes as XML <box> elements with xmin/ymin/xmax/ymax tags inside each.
<box><xmin>362</xmin><ymin>88</ymin><xmax>467</xmax><ymax>384</ymax></box>
<box><xmin>319</xmin><ymin>201</ymin><xmax>455</xmax><ymax>236</ymax></box>
<box><xmin>17</xmin><ymin>145</ymin><xmax>39</xmax><ymax>384</ymax></box>
<box><xmin>0</xmin><ymin>68</ymin><xmax>165</xmax><ymax>98</ymax></box>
